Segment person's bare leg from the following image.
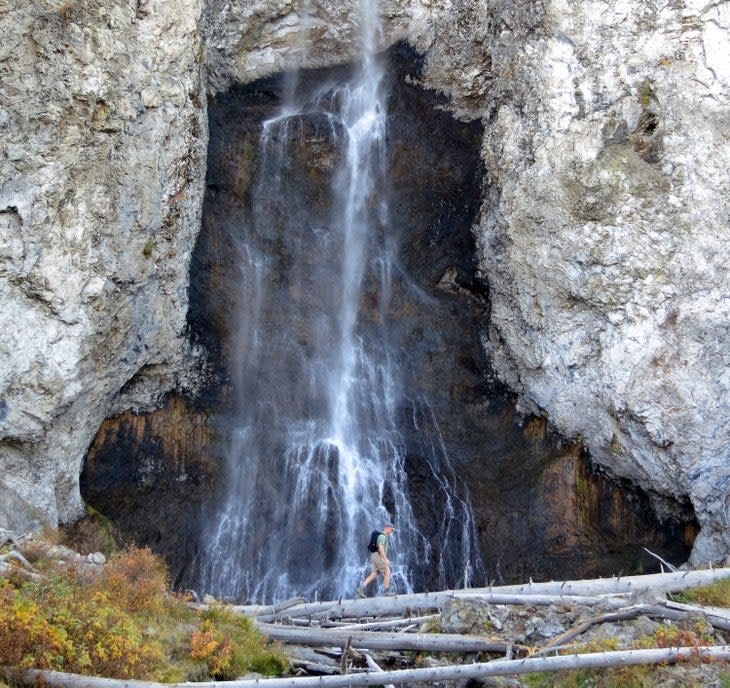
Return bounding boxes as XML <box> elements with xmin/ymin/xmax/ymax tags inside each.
<box><xmin>362</xmin><ymin>570</ymin><xmax>378</xmax><ymax>587</ymax></box>
<box><xmin>357</xmin><ymin>570</ymin><xmax>379</xmax><ymax>597</ymax></box>
<box><xmin>383</xmin><ymin>568</ymin><xmax>391</xmax><ymax>590</ymax></box>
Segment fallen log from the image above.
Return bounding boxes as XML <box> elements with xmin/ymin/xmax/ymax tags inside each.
<box><xmin>246</xmin><ymin>568</ymin><xmax>730</xmax><ymax>621</ymax></box>
<box><xmin>632</xmin><ymin>602</ymin><xmax>730</xmax><ymax>634</ymax></box>
<box><xmin>252</xmin><ymin>592</ymin><xmax>631</xmax><ymax>622</ymax></box>
<box><xmin>665</xmin><ymin>599</ymin><xmax>730</xmax><ymax>628</ymax></box>
<box><xmin>256</xmin><ymin>622</ymin><xmax>513</xmax><ymax>653</ymax></box>
<box><xmin>284</xmin><ymin>646</ymin><xmax>341</xmax><ymax>668</ymax></box>
<box><xmin>330</xmin><ymin>614</ymin><xmax>440</xmax><ymax>631</ymax></box>
<box><xmin>6</xmin><ymin>646</ymin><xmax>730</xmax><ymax>688</ymax></box>
<box><xmin>362</xmin><ymin>652</ymin><xmax>395</xmax><ymax>688</ymax></box>
<box><xmin>471</xmin><ymin>568</ymin><xmax>730</xmax><ymax>597</ymax></box>
<box><xmin>288</xmin><ymin>660</ymin><xmax>341</xmax><ymax>675</ymax></box>
<box><xmin>191</xmin><ymin>597</ymin><xmax>308</xmax><ymax>619</ymax></box>
<box><xmin>0</xmin><ymin>550</ymin><xmax>35</xmax><ymax>571</ymax></box>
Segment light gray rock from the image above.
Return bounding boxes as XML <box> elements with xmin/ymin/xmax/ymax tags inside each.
<box><xmin>0</xmin><ymin>0</ymin><xmax>208</xmax><ymax>525</ymax></box>
<box><xmin>87</xmin><ymin>551</ymin><xmax>106</xmax><ymax>565</ymax></box>
<box><xmin>200</xmin><ymin>0</ymin><xmax>430</xmax><ymax>91</ymax></box>
<box><xmin>2</xmin><ymin>0</ymin><xmax>729</xmax><ymax>569</ymax></box>
<box><xmin>468</xmin><ymin>0</ymin><xmax>730</xmax><ymax>564</ymax></box>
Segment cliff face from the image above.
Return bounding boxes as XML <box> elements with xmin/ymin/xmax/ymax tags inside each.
<box><xmin>2</xmin><ymin>0</ymin><xmax>729</xmax><ymax>565</ymax></box>
<box><xmin>466</xmin><ymin>0</ymin><xmax>730</xmax><ymax>565</ymax></box>
<box><xmin>200</xmin><ymin>0</ymin><xmax>730</xmax><ymax>563</ymax></box>
<box><xmin>0</xmin><ymin>0</ymin><xmax>207</xmax><ymax>528</ymax></box>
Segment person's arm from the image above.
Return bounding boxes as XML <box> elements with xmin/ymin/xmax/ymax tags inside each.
<box><xmin>378</xmin><ymin>542</ymin><xmax>390</xmax><ymax>564</ymax></box>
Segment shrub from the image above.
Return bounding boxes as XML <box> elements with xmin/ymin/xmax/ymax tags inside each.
<box><xmin>192</xmin><ymin>605</ymin><xmax>287</xmax><ymax>679</ymax></box>
<box><xmin>524</xmin><ymin>625</ymin><xmax>716</xmax><ymax>688</ymax></box>
<box><xmin>59</xmin><ymin>506</ymin><xmax>120</xmax><ymax>557</ymax></box>
<box><xmin>0</xmin><ymin>545</ymin><xmax>287</xmax><ymax>681</ymax></box>
<box><xmin>0</xmin><ymin>577</ymin><xmax>164</xmax><ymax>678</ymax></box>
<box><xmin>93</xmin><ymin>546</ymin><xmax>169</xmax><ymax>613</ymax></box>
<box><xmin>633</xmin><ymin>621</ymin><xmax>713</xmax><ymax>650</ymax></box>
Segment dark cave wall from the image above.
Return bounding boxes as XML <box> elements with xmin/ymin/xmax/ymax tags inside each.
<box><xmin>80</xmin><ymin>45</ymin><xmax>696</xmax><ymax>590</ymax></box>
<box><xmin>82</xmin><ymin>395</ymin><xmax>220</xmax><ymax>586</ymax></box>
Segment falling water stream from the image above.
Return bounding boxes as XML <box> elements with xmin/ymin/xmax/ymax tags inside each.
<box><xmin>196</xmin><ymin>0</ymin><xmax>484</xmax><ymax>603</ymax></box>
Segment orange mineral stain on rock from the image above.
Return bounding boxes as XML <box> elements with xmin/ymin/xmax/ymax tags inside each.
<box><xmin>82</xmin><ymin>394</ymin><xmax>221</xmax><ymax>585</ymax></box>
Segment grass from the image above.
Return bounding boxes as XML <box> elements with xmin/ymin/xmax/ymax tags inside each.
<box><xmin>674</xmin><ymin>577</ymin><xmax>730</xmax><ymax>608</ymax></box>
<box><xmin>526</xmin><ymin>670</ymin><xmax>730</xmax><ymax>688</ymax></box>
<box><xmin>58</xmin><ymin>505</ymin><xmax>120</xmax><ymax>557</ymax></box>
<box><xmin>524</xmin><ymin>623</ymin><xmax>720</xmax><ymax>688</ymax></box>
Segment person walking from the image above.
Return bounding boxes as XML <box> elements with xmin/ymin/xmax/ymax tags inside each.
<box><xmin>357</xmin><ymin>523</ymin><xmax>395</xmax><ymax>597</ymax></box>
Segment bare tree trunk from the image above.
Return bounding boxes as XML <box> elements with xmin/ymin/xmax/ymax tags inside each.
<box><xmin>6</xmin><ymin>646</ymin><xmax>730</xmax><ymax>688</ymax></box>
<box><xmin>255</xmin><ymin>622</ymin><xmax>512</xmax><ymax>653</ymax></box>
<box><xmin>249</xmin><ymin>568</ymin><xmax>730</xmax><ymax>621</ymax></box>
<box><xmin>330</xmin><ymin>614</ymin><xmax>440</xmax><ymax>631</ymax></box>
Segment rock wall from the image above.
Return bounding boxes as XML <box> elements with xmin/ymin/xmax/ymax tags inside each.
<box><xmin>465</xmin><ymin>0</ymin><xmax>730</xmax><ymax>565</ymax></box>
<box><xmin>84</xmin><ymin>43</ymin><xmax>695</xmax><ymax>589</ymax></box>
<box><xmin>82</xmin><ymin>394</ymin><xmax>219</xmax><ymax>586</ymax></box>
<box><xmin>0</xmin><ymin>0</ymin><xmax>207</xmax><ymax>528</ymax></box>
<box><xmin>200</xmin><ymin>0</ymin><xmax>730</xmax><ymax>565</ymax></box>
<box><xmin>2</xmin><ymin>0</ymin><xmax>728</xmax><ymax>567</ymax></box>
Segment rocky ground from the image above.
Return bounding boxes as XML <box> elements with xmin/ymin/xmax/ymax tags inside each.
<box><xmin>3</xmin><ymin>523</ymin><xmax>730</xmax><ymax>688</ymax></box>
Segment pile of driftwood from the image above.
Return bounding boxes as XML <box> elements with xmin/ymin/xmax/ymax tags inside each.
<box><xmin>206</xmin><ymin>568</ymin><xmax>730</xmax><ymax>685</ymax></box>
<box><xmin>5</xmin><ymin>562</ymin><xmax>730</xmax><ymax>687</ymax></box>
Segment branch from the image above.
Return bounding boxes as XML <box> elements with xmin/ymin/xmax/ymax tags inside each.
<box><xmin>664</xmin><ymin>599</ymin><xmax>730</xmax><ymax>631</ymax></box>
<box><xmin>362</xmin><ymin>652</ymin><xmax>395</xmax><ymax>688</ymax></box>
<box><xmin>643</xmin><ymin>547</ymin><xmax>679</xmax><ymax>572</ymax></box>
<box><xmin>532</xmin><ymin>605</ymin><xmax>677</xmax><ymax>657</ymax></box>
<box><xmin>332</xmin><ymin>614</ymin><xmax>440</xmax><ymax>631</ymax></box>
<box><xmin>0</xmin><ymin>550</ymin><xmax>35</xmax><ymax>571</ymax></box>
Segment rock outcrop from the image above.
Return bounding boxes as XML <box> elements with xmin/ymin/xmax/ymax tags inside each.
<box><xmin>199</xmin><ymin>0</ymin><xmax>730</xmax><ymax>560</ymax></box>
<box><xmin>0</xmin><ymin>0</ymin><xmax>208</xmax><ymax>527</ymax></box>
<box><xmin>2</xmin><ymin>0</ymin><xmax>728</xmax><ymax>567</ymax></box>
<box><xmin>466</xmin><ymin>0</ymin><xmax>730</xmax><ymax>565</ymax></box>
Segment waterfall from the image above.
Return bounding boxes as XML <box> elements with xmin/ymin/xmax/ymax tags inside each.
<box><xmin>195</xmin><ymin>1</ymin><xmax>484</xmax><ymax>603</ymax></box>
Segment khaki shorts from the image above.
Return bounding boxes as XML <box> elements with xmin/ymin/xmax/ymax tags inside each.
<box><xmin>370</xmin><ymin>552</ymin><xmax>389</xmax><ymax>574</ymax></box>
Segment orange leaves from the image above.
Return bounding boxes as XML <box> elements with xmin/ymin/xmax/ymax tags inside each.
<box><xmin>190</xmin><ymin>627</ymin><xmax>220</xmax><ymax>659</ymax></box>
<box><xmin>0</xmin><ymin>560</ymin><xmax>164</xmax><ymax>678</ymax></box>
<box><xmin>635</xmin><ymin>622</ymin><xmax>714</xmax><ymax>651</ymax></box>
<box><xmin>0</xmin><ymin>581</ymin><xmax>76</xmax><ymax>672</ymax></box>
<box><xmin>0</xmin><ymin>545</ymin><xmax>286</xmax><ymax>681</ymax></box>
<box><xmin>190</xmin><ymin>620</ymin><xmax>235</xmax><ymax>679</ymax></box>
<box><xmin>95</xmin><ymin>546</ymin><xmax>169</xmax><ymax>613</ymax></box>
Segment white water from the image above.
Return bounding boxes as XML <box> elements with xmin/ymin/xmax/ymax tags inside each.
<box><xmin>196</xmin><ymin>0</ymin><xmax>483</xmax><ymax>603</ymax></box>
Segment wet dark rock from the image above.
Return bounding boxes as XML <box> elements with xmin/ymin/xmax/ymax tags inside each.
<box><xmin>83</xmin><ymin>46</ymin><xmax>695</xmax><ymax>593</ymax></box>
<box><xmin>82</xmin><ymin>395</ymin><xmax>220</xmax><ymax>586</ymax></box>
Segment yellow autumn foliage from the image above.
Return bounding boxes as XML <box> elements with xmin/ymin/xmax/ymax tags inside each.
<box><xmin>0</xmin><ymin>545</ymin><xmax>286</xmax><ymax>681</ymax></box>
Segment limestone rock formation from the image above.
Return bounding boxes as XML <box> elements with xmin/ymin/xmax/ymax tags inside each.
<box><xmin>0</xmin><ymin>0</ymin><xmax>208</xmax><ymax>527</ymax></box>
<box><xmin>1</xmin><ymin>0</ymin><xmax>728</xmax><ymax>570</ymax></box>
<box><xmin>200</xmin><ymin>0</ymin><xmax>730</xmax><ymax>561</ymax></box>
<box><xmin>467</xmin><ymin>0</ymin><xmax>730</xmax><ymax>565</ymax></box>
<box><xmin>419</xmin><ymin>0</ymin><xmax>730</xmax><ymax>564</ymax></box>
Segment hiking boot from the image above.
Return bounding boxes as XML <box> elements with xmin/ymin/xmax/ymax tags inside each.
<box><xmin>356</xmin><ymin>586</ymin><xmax>366</xmax><ymax>598</ymax></box>
<box><xmin>384</xmin><ymin>591</ymin><xmax>396</xmax><ymax>596</ymax></box>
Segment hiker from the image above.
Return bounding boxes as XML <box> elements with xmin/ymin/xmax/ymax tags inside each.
<box><xmin>357</xmin><ymin>523</ymin><xmax>395</xmax><ymax>597</ymax></box>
